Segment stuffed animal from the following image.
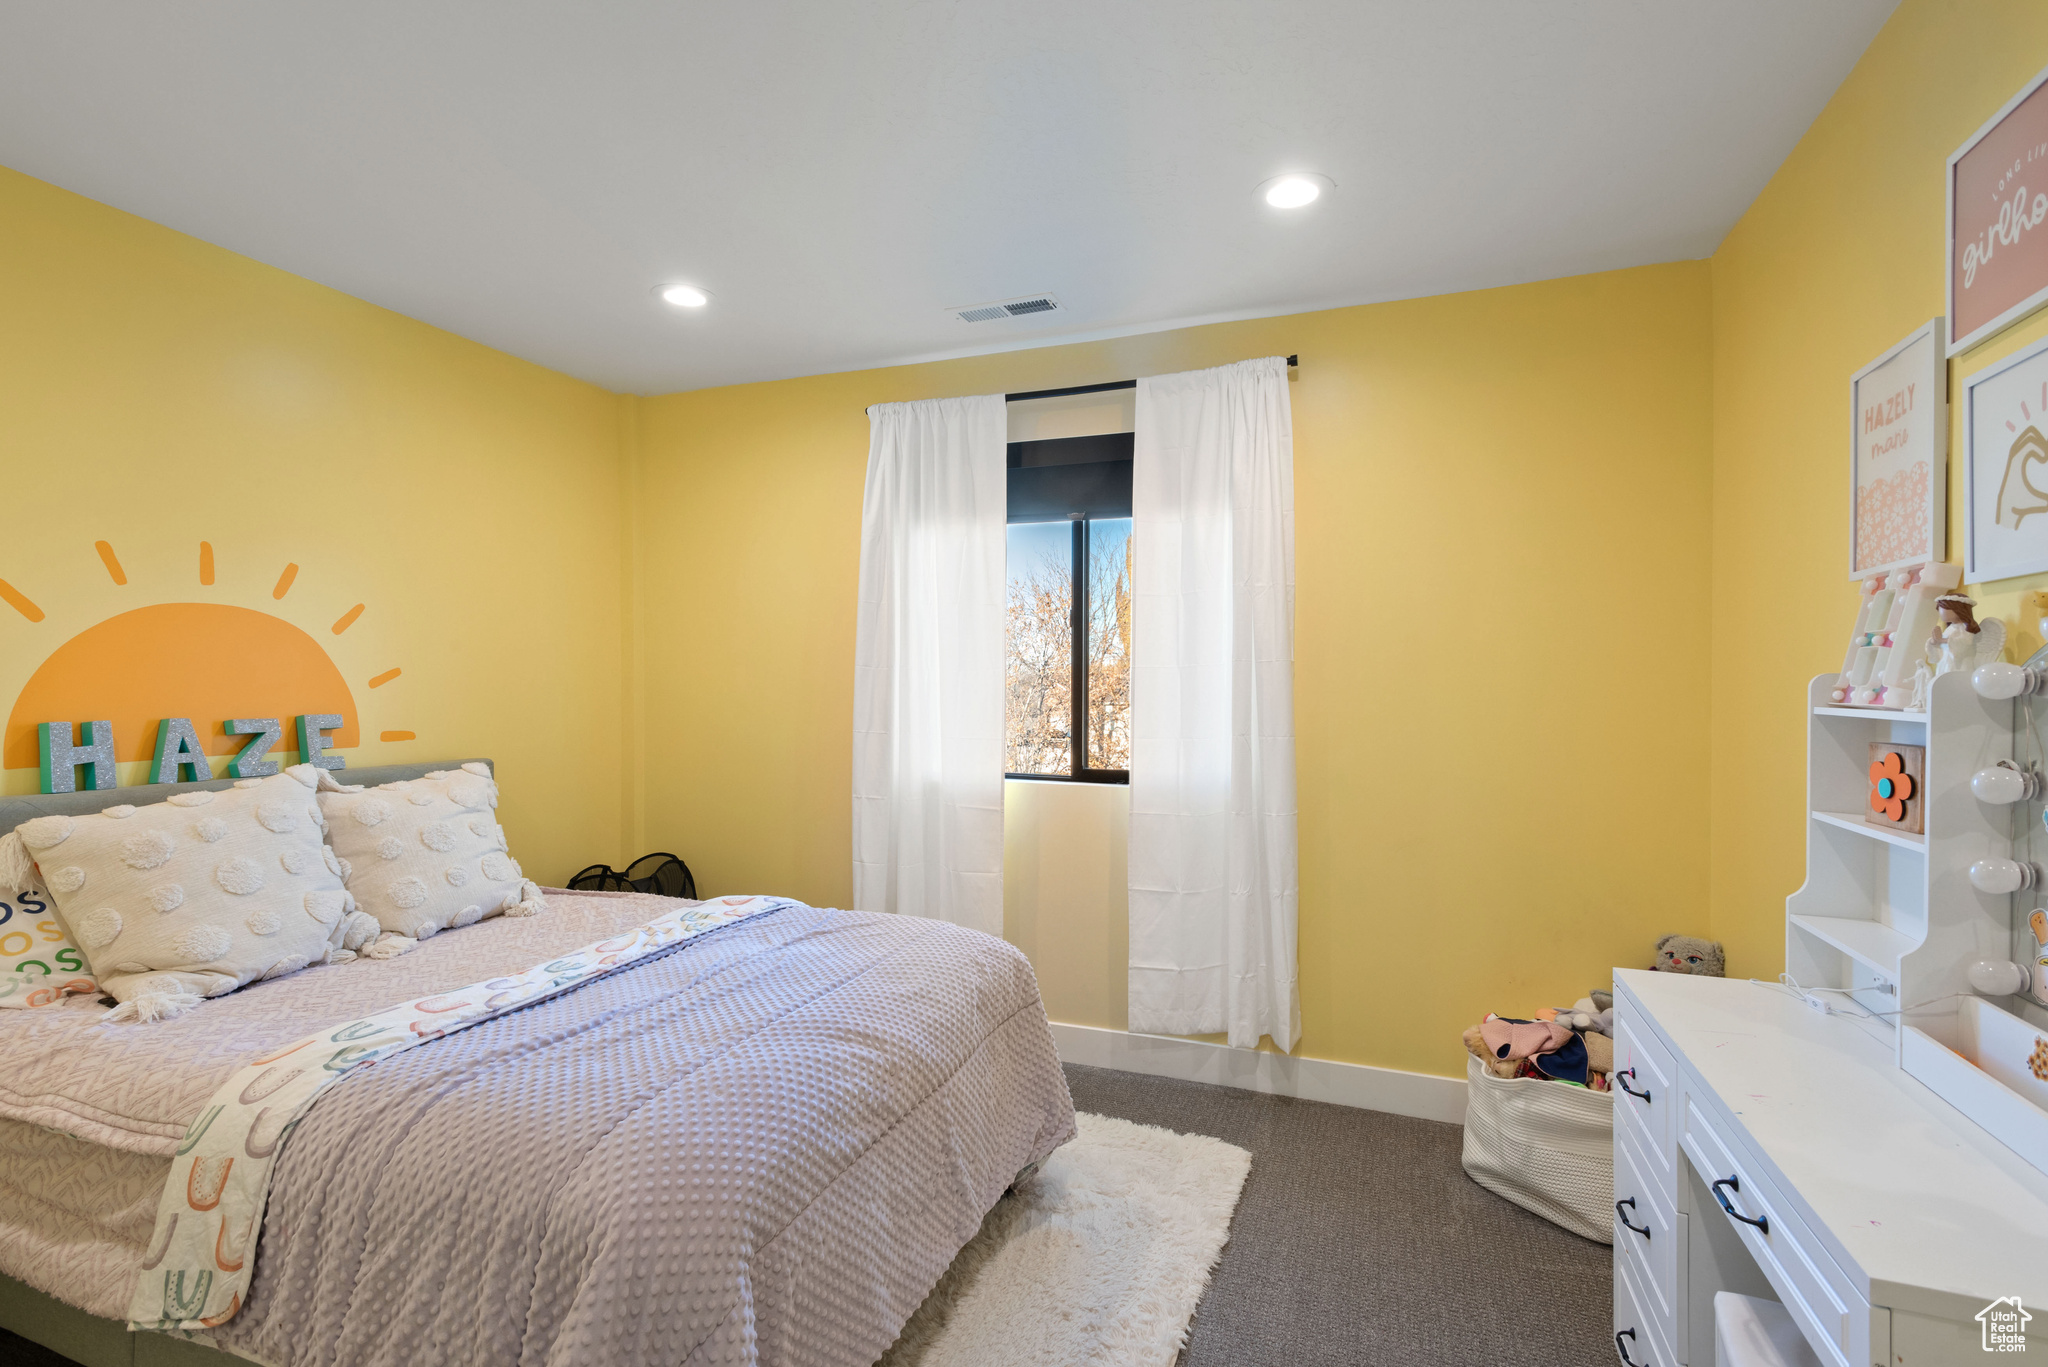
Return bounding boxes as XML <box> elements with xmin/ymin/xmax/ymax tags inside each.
<box><xmin>1652</xmin><ymin>934</ymin><xmax>1725</xmax><ymax>977</ymax></box>
<box><xmin>1582</xmin><ymin>1029</ymin><xmax>1613</xmax><ymax>1076</ymax></box>
<box><xmin>1461</xmin><ymin>1024</ymin><xmax>1522</xmax><ymax>1079</ymax></box>
<box><xmin>1536</xmin><ymin>996</ymin><xmax>1616</xmax><ymax>1034</ymax></box>
<box><xmin>1464</xmin><ymin>1017</ymin><xmax>1615</xmax><ymax>1080</ymax></box>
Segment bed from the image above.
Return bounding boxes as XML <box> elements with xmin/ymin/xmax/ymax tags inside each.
<box><xmin>0</xmin><ymin>762</ymin><xmax>1076</xmax><ymax>1367</ymax></box>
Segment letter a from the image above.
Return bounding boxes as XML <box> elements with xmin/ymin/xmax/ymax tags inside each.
<box><xmin>151</xmin><ymin>718</ymin><xmax>212</xmax><ymax>785</ymax></box>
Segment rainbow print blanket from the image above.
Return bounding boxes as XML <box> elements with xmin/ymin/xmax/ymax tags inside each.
<box><xmin>127</xmin><ymin>894</ymin><xmax>794</xmax><ymax>1333</ymax></box>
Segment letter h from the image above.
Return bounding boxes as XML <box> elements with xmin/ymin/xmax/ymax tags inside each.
<box><xmin>39</xmin><ymin>721</ymin><xmax>118</xmax><ymax>794</ymax></box>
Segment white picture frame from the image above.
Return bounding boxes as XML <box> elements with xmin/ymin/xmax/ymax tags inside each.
<box><xmin>1948</xmin><ymin>59</ymin><xmax>2048</xmax><ymax>354</ymax></box>
<box><xmin>1850</xmin><ymin>319</ymin><xmax>1947</xmax><ymax>579</ymax></box>
<box><xmin>1965</xmin><ymin>329</ymin><xmax>2048</xmax><ymax>582</ymax></box>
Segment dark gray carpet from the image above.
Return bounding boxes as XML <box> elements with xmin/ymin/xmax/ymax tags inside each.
<box><xmin>1</xmin><ymin>1063</ymin><xmax>1612</xmax><ymax>1367</ymax></box>
<box><xmin>1064</xmin><ymin>1062</ymin><xmax>1612</xmax><ymax>1367</ymax></box>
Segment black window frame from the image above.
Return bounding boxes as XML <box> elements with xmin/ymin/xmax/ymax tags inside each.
<box><xmin>1004</xmin><ymin>431</ymin><xmax>1132</xmax><ymax>786</ymax></box>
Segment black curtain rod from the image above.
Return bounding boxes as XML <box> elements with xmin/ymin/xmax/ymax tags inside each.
<box><xmin>1004</xmin><ymin>355</ymin><xmax>1297</xmax><ymax>404</ymax></box>
<box><xmin>864</xmin><ymin>356</ymin><xmax>1299</xmax><ymax>413</ymax></box>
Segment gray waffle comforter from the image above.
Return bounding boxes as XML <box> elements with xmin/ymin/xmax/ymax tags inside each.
<box><xmin>7</xmin><ymin>894</ymin><xmax>1076</xmax><ymax>1367</ymax></box>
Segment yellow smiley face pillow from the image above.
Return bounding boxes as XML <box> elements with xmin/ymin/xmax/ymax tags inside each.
<box><xmin>0</xmin><ymin>885</ymin><xmax>98</xmax><ymax>1008</ymax></box>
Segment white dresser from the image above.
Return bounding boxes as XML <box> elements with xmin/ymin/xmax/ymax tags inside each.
<box><xmin>1613</xmin><ymin>968</ymin><xmax>2048</xmax><ymax>1366</ymax></box>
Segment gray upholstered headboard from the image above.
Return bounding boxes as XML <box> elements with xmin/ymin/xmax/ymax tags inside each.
<box><xmin>0</xmin><ymin>760</ymin><xmax>493</xmax><ymax>840</ymax></box>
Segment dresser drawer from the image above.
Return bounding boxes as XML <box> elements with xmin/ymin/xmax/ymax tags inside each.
<box><xmin>1614</xmin><ymin>1008</ymin><xmax>1678</xmax><ymax>1176</ymax></box>
<box><xmin>1614</xmin><ymin>1116</ymin><xmax>1676</xmax><ymax>1332</ymax></box>
<box><xmin>1614</xmin><ymin>1240</ymin><xmax>1677</xmax><ymax>1367</ymax></box>
<box><xmin>1683</xmin><ymin>1097</ymin><xmax>1865</xmax><ymax>1367</ymax></box>
<box><xmin>1614</xmin><ymin>1081</ymin><xmax>1677</xmax><ymax>1229</ymax></box>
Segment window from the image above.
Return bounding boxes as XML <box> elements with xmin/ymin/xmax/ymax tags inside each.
<box><xmin>1004</xmin><ymin>427</ymin><xmax>1132</xmax><ymax>782</ymax></box>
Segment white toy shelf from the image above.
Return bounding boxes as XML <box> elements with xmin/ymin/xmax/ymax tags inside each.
<box><xmin>1790</xmin><ymin>669</ymin><xmax>2048</xmax><ymax>1173</ymax></box>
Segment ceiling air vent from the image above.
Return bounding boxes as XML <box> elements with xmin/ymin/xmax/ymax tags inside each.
<box><xmin>952</xmin><ymin>293</ymin><xmax>1062</xmax><ymax>323</ymax></box>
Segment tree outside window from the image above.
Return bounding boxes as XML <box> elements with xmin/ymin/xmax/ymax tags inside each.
<box><xmin>1005</xmin><ymin>517</ymin><xmax>1130</xmax><ymax>780</ymax></box>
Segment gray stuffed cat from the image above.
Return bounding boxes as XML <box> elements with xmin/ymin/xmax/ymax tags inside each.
<box><xmin>1652</xmin><ymin>933</ymin><xmax>1725</xmax><ymax>977</ymax></box>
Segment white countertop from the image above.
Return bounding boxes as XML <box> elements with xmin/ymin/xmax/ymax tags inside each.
<box><xmin>1616</xmin><ymin>968</ymin><xmax>2048</xmax><ymax>1320</ymax></box>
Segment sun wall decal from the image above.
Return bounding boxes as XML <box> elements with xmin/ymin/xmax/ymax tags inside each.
<box><xmin>0</xmin><ymin>540</ymin><xmax>416</xmax><ymax>788</ymax></box>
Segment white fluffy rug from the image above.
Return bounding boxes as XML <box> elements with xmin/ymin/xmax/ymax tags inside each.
<box><xmin>877</xmin><ymin>1112</ymin><xmax>1253</xmax><ymax>1367</ymax></box>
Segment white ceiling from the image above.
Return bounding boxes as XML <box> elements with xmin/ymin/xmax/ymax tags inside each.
<box><xmin>0</xmin><ymin>2</ymin><xmax>1897</xmax><ymax>395</ymax></box>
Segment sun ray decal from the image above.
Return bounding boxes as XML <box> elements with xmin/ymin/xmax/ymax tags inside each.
<box><xmin>0</xmin><ymin>580</ymin><xmax>42</xmax><ymax>623</ymax></box>
<box><xmin>0</xmin><ymin>540</ymin><xmax>420</xmax><ymax>793</ymax></box>
<box><xmin>95</xmin><ymin>541</ymin><xmax>127</xmax><ymax>586</ymax></box>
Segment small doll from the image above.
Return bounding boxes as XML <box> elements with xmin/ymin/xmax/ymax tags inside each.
<box><xmin>1907</xmin><ymin>658</ymin><xmax>1933</xmax><ymax>710</ymax></box>
<box><xmin>1931</xmin><ymin>594</ymin><xmax>2006</xmax><ymax>677</ymax></box>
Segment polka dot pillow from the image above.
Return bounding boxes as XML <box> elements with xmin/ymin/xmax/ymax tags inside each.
<box><xmin>317</xmin><ymin>763</ymin><xmax>543</xmax><ymax>942</ymax></box>
<box><xmin>9</xmin><ymin>766</ymin><xmax>376</xmax><ymax>1021</ymax></box>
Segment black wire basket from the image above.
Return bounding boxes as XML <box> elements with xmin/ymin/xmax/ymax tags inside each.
<box><xmin>565</xmin><ymin>852</ymin><xmax>697</xmax><ymax>901</ymax></box>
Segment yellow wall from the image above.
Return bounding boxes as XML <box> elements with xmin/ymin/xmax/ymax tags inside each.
<box><xmin>634</xmin><ymin>262</ymin><xmax>1715</xmax><ymax>1076</ymax></box>
<box><xmin>0</xmin><ymin>165</ymin><xmax>631</xmax><ymax>885</ymax></box>
<box><xmin>56</xmin><ymin>3</ymin><xmax>2048</xmax><ymax>1072</ymax></box>
<box><xmin>1708</xmin><ymin>0</ymin><xmax>2048</xmax><ymax>977</ymax></box>
<box><xmin>1004</xmin><ymin>780</ymin><xmax>1132</xmax><ymax>1030</ymax></box>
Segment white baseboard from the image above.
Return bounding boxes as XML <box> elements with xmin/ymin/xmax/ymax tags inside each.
<box><xmin>1049</xmin><ymin>1022</ymin><xmax>1469</xmax><ymax>1126</ymax></box>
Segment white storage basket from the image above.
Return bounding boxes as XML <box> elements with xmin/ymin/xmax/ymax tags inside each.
<box><xmin>1459</xmin><ymin>1053</ymin><xmax>1614</xmax><ymax>1243</ymax></box>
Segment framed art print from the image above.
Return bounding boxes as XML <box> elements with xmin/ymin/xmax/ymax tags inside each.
<box><xmin>1850</xmin><ymin>318</ymin><xmax>1946</xmax><ymax>578</ymax></box>
<box><xmin>1950</xmin><ymin>60</ymin><xmax>2048</xmax><ymax>353</ymax></box>
<box><xmin>1966</xmin><ymin>330</ymin><xmax>2048</xmax><ymax>582</ymax></box>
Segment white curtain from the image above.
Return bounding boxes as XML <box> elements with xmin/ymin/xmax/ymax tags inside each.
<box><xmin>852</xmin><ymin>394</ymin><xmax>1008</xmax><ymax>936</ymax></box>
<box><xmin>1128</xmin><ymin>356</ymin><xmax>1299</xmax><ymax>1050</ymax></box>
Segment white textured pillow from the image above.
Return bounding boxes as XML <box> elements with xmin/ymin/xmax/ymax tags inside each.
<box><xmin>317</xmin><ymin>763</ymin><xmax>542</xmax><ymax>940</ymax></box>
<box><xmin>12</xmin><ymin>767</ymin><xmax>367</xmax><ymax>1020</ymax></box>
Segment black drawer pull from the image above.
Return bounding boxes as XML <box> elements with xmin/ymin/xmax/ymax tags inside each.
<box><xmin>1616</xmin><ymin>1327</ymin><xmax>1645</xmax><ymax>1365</ymax></box>
<box><xmin>1616</xmin><ymin>1067</ymin><xmax>1652</xmax><ymax>1103</ymax></box>
<box><xmin>1711</xmin><ymin>1175</ymin><xmax>1769</xmax><ymax>1234</ymax></box>
<box><xmin>1616</xmin><ymin>1197</ymin><xmax>1651</xmax><ymax>1239</ymax></box>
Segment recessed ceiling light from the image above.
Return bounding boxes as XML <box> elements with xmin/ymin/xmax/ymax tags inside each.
<box><xmin>659</xmin><ymin>284</ymin><xmax>710</xmax><ymax>308</ymax></box>
<box><xmin>1259</xmin><ymin>174</ymin><xmax>1331</xmax><ymax>209</ymax></box>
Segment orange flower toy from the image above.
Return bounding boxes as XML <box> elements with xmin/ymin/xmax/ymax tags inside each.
<box><xmin>1865</xmin><ymin>745</ymin><xmax>1925</xmax><ymax>834</ymax></box>
<box><xmin>1869</xmin><ymin>752</ymin><xmax>1913</xmax><ymax>820</ymax></box>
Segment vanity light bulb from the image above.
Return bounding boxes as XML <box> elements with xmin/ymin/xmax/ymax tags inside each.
<box><xmin>1966</xmin><ymin>957</ymin><xmax>2030</xmax><ymax>996</ymax></box>
<box><xmin>1972</xmin><ymin>763</ymin><xmax>2040</xmax><ymax>804</ymax></box>
<box><xmin>1969</xmin><ymin>857</ymin><xmax>2038</xmax><ymax>894</ymax></box>
<box><xmin>1972</xmin><ymin>661</ymin><xmax>2042</xmax><ymax>699</ymax></box>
